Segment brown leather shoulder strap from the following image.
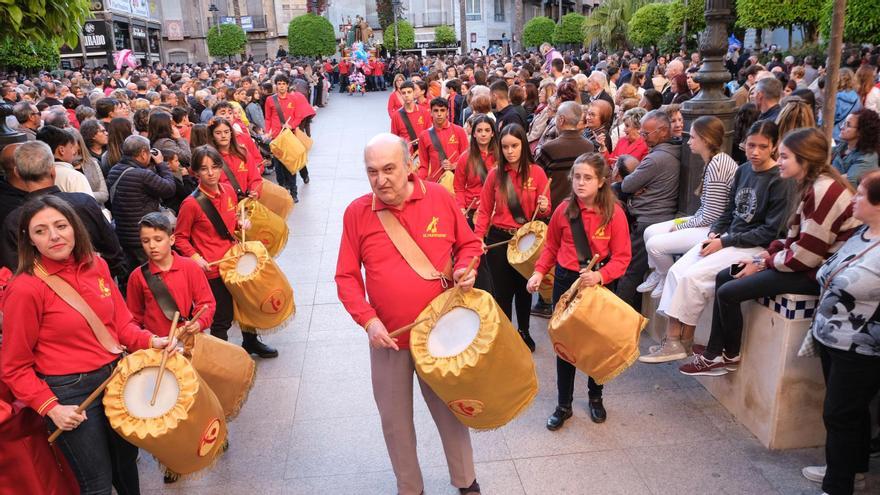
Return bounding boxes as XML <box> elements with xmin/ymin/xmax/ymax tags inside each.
<box><xmin>375</xmin><ymin>206</ymin><xmax>453</xmax><ymax>282</ymax></box>
<box><xmin>34</xmin><ymin>262</ymin><xmax>123</xmax><ymax>354</ymax></box>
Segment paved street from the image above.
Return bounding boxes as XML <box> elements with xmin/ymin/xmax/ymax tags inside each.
<box><xmin>141</xmin><ymin>91</ymin><xmax>872</xmax><ymax>495</ymax></box>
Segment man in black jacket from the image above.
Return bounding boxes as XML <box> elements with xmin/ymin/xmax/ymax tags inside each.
<box><xmin>490</xmin><ymin>80</ymin><xmax>527</xmax><ymax>132</ymax></box>
<box><xmin>1</xmin><ymin>141</ymin><xmax>129</xmax><ymax>284</ymax></box>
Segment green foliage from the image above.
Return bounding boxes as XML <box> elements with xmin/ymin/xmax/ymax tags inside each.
<box><xmin>735</xmin><ymin>0</ymin><xmax>822</xmax><ymax>29</ymax></box>
<box><xmin>523</xmin><ymin>16</ymin><xmax>556</xmax><ymax>48</ymax></box>
<box><xmin>819</xmin><ymin>0</ymin><xmax>880</xmax><ymax>45</ymax></box>
<box><xmin>383</xmin><ymin>20</ymin><xmax>415</xmax><ymax>50</ymax></box>
<box><xmin>376</xmin><ymin>0</ymin><xmax>395</xmax><ymax>29</ymax></box>
<box><xmin>553</xmin><ymin>13</ymin><xmax>586</xmax><ymax>45</ymax></box>
<box><xmin>288</xmin><ymin>14</ymin><xmax>336</xmax><ymax>57</ymax></box>
<box><xmin>667</xmin><ymin>0</ymin><xmax>705</xmax><ymax>34</ymax></box>
<box><xmin>0</xmin><ymin>0</ymin><xmax>90</xmax><ymax>48</ymax></box>
<box><xmin>0</xmin><ymin>37</ymin><xmax>60</xmax><ymax>71</ymax></box>
<box><xmin>207</xmin><ymin>23</ymin><xmax>247</xmax><ymax>58</ymax></box>
<box><xmin>434</xmin><ymin>25</ymin><xmax>457</xmax><ymax>46</ymax></box>
<box><xmin>584</xmin><ymin>0</ymin><xmax>649</xmax><ymax>50</ymax></box>
<box><xmin>627</xmin><ymin>3</ymin><xmax>670</xmax><ymax>48</ymax></box>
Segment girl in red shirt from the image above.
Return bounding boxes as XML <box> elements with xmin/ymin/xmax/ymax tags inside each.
<box><xmin>475</xmin><ymin>123</ymin><xmax>550</xmax><ymax>352</ymax></box>
<box><xmin>1</xmin><ymin>195</ymin><xmax>173</xmax><ymax>494</ymax></box>
<box><xmin>208</xmin><ymin>117</ymin><xmax>263</xmax><ymax>199</ymax></box>
<box><xmin>526</xmin><ymin>152</ymin><xmax>631</xmax><ymax>430</ymax></box>
<box><xmin>454</xmin><ymin>114</ymin><xmax>500</xmax><ymax>216</ymax></box>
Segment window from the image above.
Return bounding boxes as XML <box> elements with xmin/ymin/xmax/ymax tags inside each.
<box><xmin>494</xmin><ymin>0</ymin><xmax>504</xmax><ymax>22</ymax></box>
<box><xmin>466</xmin><ymin>0</ymin><xmax>481</xmax><ymax>20</ymax></box>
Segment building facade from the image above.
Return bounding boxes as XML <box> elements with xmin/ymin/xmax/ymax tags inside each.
<box><xmin>60</xmin><ymin>0</ymin><xmax>163</xmax><ymax>69</ymax></box>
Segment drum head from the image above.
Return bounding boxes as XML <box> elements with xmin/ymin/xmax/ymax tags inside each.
<box><xmin>517</xmin><ymin>232</ymin><xmax>537</xmax><ymax>252</ymax></box>
<box><xmin>123</xmin><ymin>367</ymin><xmax>180</xmax><ymax>418</ymax></box>
<box><xmin>236</xmin><ymin>252</ymin><xmax>259</xmax><ymax>276</ymax></box>
<box><xmin>427</xmin><ymin>307</ymin><xmax>480</xmax><ymax>358</ymax></box>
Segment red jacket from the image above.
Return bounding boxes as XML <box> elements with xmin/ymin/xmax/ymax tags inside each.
<box><xmin>174</xmin><ymin>183</ymin><xmax>239</xmax><ymax>279</ymax></box>
<box><xmin>535</xmin><ymin>198</ymin><xmax>632</xmax><ymax>284</ymax></box>
<box><xmin>219</xmin><ymin>148</ymin><xmax>263</xmax><ymax>196</ymax></box>
<box><xmin>1</xmin><ymin>255</ymin><xmax>154</xmax><ymax>416</ymax></box>
<box><xmin>416</xmin><ymin>122</ymin><xmax>468</xmax><ymax>182</ymax></box>
<box><xmin>390</xmin><ymin>105</ymin><xmax>430</xmax><ymax>144</ymax></box>
<box><xmin>339</xmin><ymin>60</ymin><xmax>350</xmax><ymax>75</ymax></box>
<box><xmin>474</xmin><ymin>164</ymin><xmax>550</xmax><ymax>238</ymax></box>
<box><xmin>608</xmin><ymin>135</ymin><xmax>649</xmax><ymax>163</ymax></box>
<box><xmin>126</xmin><ymin>253</ymin><xmax>216</xmax><ymax>337</ymax></box>
<box><xmin>335</xmin><ymin>177</ymin><xmax>483</xmax><ymax>349</ymax></box>
<box><xmin>453</xmin><ymin>148</ymin><xmax>497</xmax><ymax>211</ymax></box>
<box><xmin>263</xmin><ymin>91</ymin><xmax>315</xmax><ymax>138</ymax></box>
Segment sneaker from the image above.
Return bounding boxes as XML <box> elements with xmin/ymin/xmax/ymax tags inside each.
<box><xmin>802</xmin><ymin>465</ymin><xmax>866</xmax><ymax>490</ymax></box>
<box><xmin>649</xmin><ymin>338</ymin><xmax>694</xmax><ymax>356</ymax></box>
<box><xmin>638</xmin><ymin>339</ymin><xmax>688</xmax><ymax>363</ymax></box>
<box><xmin>531</xmin><ymin>300</ymin><xmax>552</xmax><ymax>318</ymax></box>
<box><xmin>679</xmin><ymin>354</ymin><xmax>728</xmax><ymax>376</ymax></box>
<box><xmin>637</xmin><ymin>271</ymin><xmax>663</xmax><ymax>293</ymax></box>
<box><xmin>723</xmin><ymin>353</ymin><xmax>741</xmax><ymax>371</ymax></box>
<box><xmin>650</xmin><ymin>277</ymin><xmax>666</xmax><ymax>299</ymax></box>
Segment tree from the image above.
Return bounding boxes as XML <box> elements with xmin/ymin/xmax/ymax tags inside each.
<box><xmin>0</xmin><ymin>37</ymin><xmax>60</xmax><ymax>72</ymax></box>
<box><xmin>735</xmin><ymin>0</ymin><xmax>823</xmax><ymax>39</ymax></box>
<box><xmin>0</xmin><ymin>0</ymin><xmax>91</xmax><ymax>48</ymax></box>
<box><xmin>584</xmin><ymin>0</ymin><xmax>649</xmax><ymax>51</ymax></box>
<box><xmin>553</xmin><ymin>13</ymin><xmax>587</xmax><ymax>46</ymax></box>
<box><xmin>207</xmin><ymin>24</ymin><xmax>247</xmax><ymax>59</ymax></box>
<box><xmin>628</xmin><ymin>3</ymin><xmax>670</xmax><ymax>48</ymax></box>
<box><xmin>666</xmin><ymin>0</ymin><xmax>705</xmax><ymax>46</ymax></box>
<box><xmin>820</xmin><ymin>0</ymin><xmax>880</xmax><ymax>45</ymax></box>
<box><xmin>514</xmin><ymin>0</ymin><xmax>524</xmax><ymax>52</ymax></box>
<box><xmin>288</xmin><ymin>14</ymin><xmax>336</xmax><ymax>57</ymax></box>
<box><xmin>523</xmin><ymin>16</ymin><xmax>556</xmax><ymax>48</ymax></box>
<box><xmin>376</xmin><ymin>0</ymin><xmax>395</xmax><ymax>28</ymax></box>
<box><xmin>435</xmin><ymin>25</ymin><xmax>457</xmax><ymax>46</ymax></box>
<box><xmin>383</xmin><ymin>20</ymin><xmax>415</xmax><ymax>51</ymax></box>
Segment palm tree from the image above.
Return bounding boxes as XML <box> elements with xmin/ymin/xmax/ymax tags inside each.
<box><xmin>583</xmin><ymin>0</ymin><xmax>648</xmax><ymax>51</ymax></box>
<box><xmin>459</xmin><ymin>0</ymin><xmax>468</xmax><ymax>53</ymax></box>
<box><xmin>514</xmin><ymin>0</ymin><xmax>524</xmax><ymax>53</ymax></box>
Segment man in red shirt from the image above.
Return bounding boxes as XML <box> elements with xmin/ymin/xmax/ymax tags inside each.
<box><xmin>335</xmin><ymin>133</ymin><xmax>483</xmax><ymax>495</ymax></box>
<box><xmin>338</xmin><ymin>58</ymin><xmax>350</xmax><ymax>94</ymax></box>
<box><xmin>390</xmin><ymin>81</ymin><xmax>429</xmax><ymax>154</ymax></box>
<box><xmin>264</xmin><ymin>73</ymin><xmax>315</xmax><ymax>203</ymax></box>
<box><xmin>416</xmin><ymin>98</ymin><xmax>468</xmax><ymax>183</ymax></box>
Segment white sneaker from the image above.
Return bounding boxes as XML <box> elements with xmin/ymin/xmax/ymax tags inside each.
<box><xmin>650</xmin><ymin>275</ymin><xmax>666</xmax><ymax>299</ymax></box>
<box><xmin>638</xmin><ymin>339</ymin><xmax>688</xmax><ymax>363</ymax></box>
<box><xmin>637</xmin><ymin>271</ymin><xmax>663</xmax><ymax>293</ymax></box>
<box><xmin>802</xmin><ymin>465</ymin><xmax>866</xmax><ymax>490</ymax></box>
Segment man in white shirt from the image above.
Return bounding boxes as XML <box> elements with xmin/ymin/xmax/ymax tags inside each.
<box><xmin>36</xmin><ymin>125</ymin><xmax>94</xmax><ymax>197</ymax></box>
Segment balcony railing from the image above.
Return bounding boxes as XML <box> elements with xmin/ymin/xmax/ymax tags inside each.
<box><xmin>422</xmin><ymin>11</ymin><xmax>448</xmax><ymax>26</ymax></box>
<box><xmin>494</xmin><ymin>12</ymin><xmax>505</xmax><ymax>22</ymax></box>
<box><xmin>205</xmin><ymin>14</ymin><xmax>268</xmax><ymax>33</ymax></box>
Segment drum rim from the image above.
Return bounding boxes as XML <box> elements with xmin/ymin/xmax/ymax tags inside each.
<box><xmin>507</xmin><ymin>221</ymin><xmax>547</xmax><ymax>263</ymax></box>
<box><xmin>218</xmin><ymin>241</ymin><xmax>271</xmax><ymax>281</ymax></box>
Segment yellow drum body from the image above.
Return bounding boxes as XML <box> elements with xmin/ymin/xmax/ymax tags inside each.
<box><xmin>184</xmin><ymin>333</ymin><xmax>256</xmax><ymax>419</ymax></box>
<box><xmin>507</xmin><ymin>221</ymin><xmax>554</xmax><ymax>301</ymax></box>
<box><xmin>439</xmin><ymin>170</ymin><xmax>455</xmax><ymax>195</ymax></box>
<box><xmin>410</xmin><ymin>288</ymin><xmax>537</xmax><ymax>430</ymax></box>
<box><xmin>548</xmin><ymin>282</ymin><xmax>647</xmax><ymax>384</ymax></box>
<box><xmin>258</xmin><ymin>181</ymin><xmax>294</xmax><ymax>221</ymax></box>
<box><xmin>103</xmin><ymin>350</ymin><xmax>228</xmax><ymax>475</ymax></box>
<box><xmin>270</xmin><ymin>127</ymin><xmax>307</xmax><ymax>174</ymax></box>
<box><xmin>219</xmin><ymin>241</ymin><xmax>295</xmax><ymax>332</ymax></box>
<box><xmin>238</xmin><ymin>198</ymin><xmax>289</xmax><ymax>257</ymax></box>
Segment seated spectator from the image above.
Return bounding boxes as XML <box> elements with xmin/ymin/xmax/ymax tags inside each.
<box><xmin>36</xmin><ymin>125</ymin><xmax>94</xmax><ymax>197</ymax></box>
<box><xmin>671</xmin><ymin>73</ymin><xmax>693</xmax><ymax>104</ymax></box>
<box><xmin>581</xmin><ymin>100</ymin><xmax>613</xmax><ymax>153</ymax></box>
<box><xmin>730</xmin><ymin>103</ymin><xmax>760</xmax><ymax>164</ymax></box>
<box><xmin>832</xmin><ymin>108</ymin><xmax>879</xmax><ymax>187</ymax></box>
<box><xmin>751</xmin><ymin>77</ymin><xmax>783</xmax><ymax>122</ymax></box>
<box><xmin>775</xmin><ymin>96</ymin><xmax>815</xmax><ymax>141</ymax></box>
<box><xmin>659</xmin><ymin>103</ymin><xmax>684</xmax><ymax>141</ymax></box>
<box><xmin>607</xmin><ymin>107</ymin><xmax>648</xmax><ymax>163</ymax></box>
<box><xmin>829</xmin><ymin>68</ymin><xmax>862</xmax><ymax>141</ymax></box>
<box><xmin>640</xmin><ymin>89</ymin><xmax>663</xmax><ymax>111</ymax></box>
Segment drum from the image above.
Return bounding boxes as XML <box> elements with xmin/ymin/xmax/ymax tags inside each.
<box><xmin>239</xmin><ymin>198</ymin><xmax>289</xmax><ymax>258</ymax></box>
<box><xmin>258</xmin><ymin>180</ymin><xmax>295</xmax><ymax>221</ymax></box>
<box><xmin>219</xmin><ymin>241</ymin><xmax>295</xmax><ymax>332</ymax></box>
<box><xmin>548</xmin><ymin>281</ymin><xmax>647</xmax><ymax>384</ymax></box>
<box><xmin>507</xmin><ymin>221</ymin><xmax>554</xmax><ymax>301</ymax></box>
<box><xmin>102</xmin><ymin>349</ymin><xmax>228</xmax><ymax>476</ymax></box>
<box><xmin>438</xmin><ymin>170</ymin><xmax>455</xmax><ymax>195</ymax></box>
<box><xmin>409</xmin><ymin>288</ymin><xmax>537</xmax><ymax>430</ymax></box>
<box><xmin>183</xmin><ymin>332</ymin><xmax>256</xmax><ymax>419</ymax></box>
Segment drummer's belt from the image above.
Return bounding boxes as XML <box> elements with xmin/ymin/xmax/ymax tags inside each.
<box><xmin>376</xmin><ymin>205</ymin><xmax>453</xmax><ymax>283</ymax></box>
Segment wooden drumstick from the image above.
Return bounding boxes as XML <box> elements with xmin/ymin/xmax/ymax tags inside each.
<box><xmin>582</xmin><ymin>254</ymin><xmax>601</xmax><ymax>272</ymax></box>
<box><xmin>387</xmin><ymin>317</ymin><xmax>431</xmax><ymax>339</ymax></box>
<box><xmin>463</xmin><ymin>197</ymin><xmax>478</xmax><ymax>217</ymax></box>
<box><xmin>239</xmin><ymin>201</ymin><xmax>247</xmax><ymax>245</ymax></box>
<box><xmin>174</xmin><ymin>305</ymin><xmax>210</xmax><ymax>348</ymax></box>
<box><xmin>150</xmin><ymin>311</ymin><xmax>180</xmax><ymax>407</ymax></box>
<box><xmin>484</xmin><ymin>238</ymin><xmax>512</xmax><ymax>250</ymax></box>
<box><xmin>206</xmin><ymin>253</ymin><xmax>242</xmax><ymax>267</ymax></box>
<box><xmin>530</xmin><ymin>178</ymin><xmax>552</xmax><ymax>223</ymax></box>
<box><xmin>48</xmin><ymin>365</ymin><xmax>123</xmax><ymax>444</ymax></box>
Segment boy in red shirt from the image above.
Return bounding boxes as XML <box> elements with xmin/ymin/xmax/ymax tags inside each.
<box><xmin>416</xmin><ymin>98</ymin><xmax>468</xmax><ymax>183</ymax></box>
<box><xmin>390</xmin><ymin>81</ymin><xmax>430</xmax><ymax>155</ymax></box>
<box><xmin>263</xmin><ymin>73</ymin><xmax>314</xmax><ymax>202</ymax></box>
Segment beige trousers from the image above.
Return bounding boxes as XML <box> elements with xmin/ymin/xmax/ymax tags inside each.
<box><xmin>370</xmin><ymin>347</ymin><xmax>476</xmax><ymax>495</ymax></box>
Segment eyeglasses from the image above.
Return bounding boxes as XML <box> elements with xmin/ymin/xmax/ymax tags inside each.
<box><xmin>638</xmin><ymin>127</ymin><xmax>663</xmax><ymax>138</ymax></box>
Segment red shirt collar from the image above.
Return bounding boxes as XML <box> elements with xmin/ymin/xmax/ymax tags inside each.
<box><xmin>198</xmin><ymin>184</ymin><xmax>222</xmax><ymax>199</ymax></box>
<box><xmin>371</xmin><ymin>175</ymin><xmax>427</xmax><ymax>211</ymax></box>
<box><xmin>36</xmin><ymin>254</ymin><xmax>87</xmax><ymax>276</ymax></box>
<box><xmin>147</xmin><ymin>252</ymin><xmax>183</xmax><ymax>275</ymax></box>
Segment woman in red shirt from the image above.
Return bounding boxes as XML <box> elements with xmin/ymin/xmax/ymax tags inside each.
<box><xmin>1</xmin><ymin>195</ymin><xmax>173</xmax><ymax>494</ymax></box>
<box><xmin>208</xmin><ymin>117</ymin><xmax>263</xmax><ymax>199</ymax></box>
<box><xmin>474</xmin><ymin>123</ymin><xmax>550</xmax><ymax>352</ymax></box>
<box><xmin>386</xmin><ymin>74</ymin><xmax>406</xmax><ymax>117</ymax></box>
<box><xmin>607</xmin><ymin>109</ymin><xmax>649</xmax><ymax>163</ymax></box>
<box><xmin>527</xmin><ymin>152</ymin><xmax>631</xmax><ymax>430</ymax></box>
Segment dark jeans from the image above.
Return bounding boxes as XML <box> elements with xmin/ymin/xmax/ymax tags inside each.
<box><xmin>485</xmin><ymin>227</ymin><xmax>531</xmax><ymax>333</ymax></box>
<box><xmin>705</xmin><ymin>268</ymin><xmax>819</xmax><ymax>358</ymax></box>
<box><xmin>339</xmin><ymin>74</ymin><xmax>349</xmax><ymax>93</ymax></box>
<box><xmin>819</xmin><ymin>343</ymin><xmax>880</xmax><ymax>495</ymax></box>
<box><xmin>553</xmin><ymin>265</ymin><xmax>603</xmax><ymax>405</ymax></box>
<box><xmin>615</xmin><ymin>220</ymin><xmax>656</xmax><ymax>312</ymax></box>
<box><xmin>43</xmin><ymin>361</ymin><xmax>139</xmax><ymax>495</ymax></box>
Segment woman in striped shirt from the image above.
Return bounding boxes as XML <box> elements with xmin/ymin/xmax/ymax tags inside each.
<box><xmin>638</xmin><ymin>116</ymin><xmax>738</xmax><ymax>299</ymax></box>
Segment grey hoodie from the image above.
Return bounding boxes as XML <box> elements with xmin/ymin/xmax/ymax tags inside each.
<box><xmin>620</xmin><ymin>140</ymin><xmax>681</xmax><ymax>223</ymax></box>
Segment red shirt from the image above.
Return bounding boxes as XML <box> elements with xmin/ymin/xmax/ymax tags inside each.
<box><xmin>339</xmin><ymin>60</ymin><xmax>350</xmax><ymax>75</ymax></box>
<box><xmin>126</xmin><ymin>253</ymin><xmax>217</xmax><ymax>337</ymax></box>
<box><xmin>390</xmin><ymin>105</ymin><xmax>430</xmax><ymax>144</ymax></box>
<box><xmin>534</xmin><ymin>199</ymin><xmax>632</xmax><ymax>284</ymax></box>
<box><xmin>387</xmin><ymin>90</ymin><xmax>405</xmax><ymax>117</ymax></box>
<box><xmin>219</xmin><ymin>148</ymin><xmax>263</xmax><ymax>196</ymax></box>
<box><xmin>335</xmin><ymin>177</ymin><xmax>483</xmax><ymax>349</ymax></box>
<box><xmin>453</xmin><ymin>148</ymin><xmax>497</xmax><ymax>210</ymax></box>
<box><xmin>264</xmin><ymin>91</ymin><xmax>316</xmax><ymax>138</ymax></box>
<box><xmin>1</xmin><ymin>255</ymin><xmax>154</xmax><ymax>416</ymax></box>
<box><xmin>474</xmin><ymin>164</ymin><xmax>550</xmax><ymax>238</ymax></box>
<box><xmin>417</xmin><ymin>122</ymin><xmax>468</xmax><ymax>182</ymax></box>
<box><xmin>232</xmin><ymin>119</ymin><xmax>265</xmax><ymax>174</ymax></box>
<box><xmin>608</xmin><ymin>135</ymin><xmax>649</xmax><ymax>163</ymax></box>
<box><xmin>174</xmin><ymin>183</ymin><xmax>239</xmax><ymax>279</ymax></box>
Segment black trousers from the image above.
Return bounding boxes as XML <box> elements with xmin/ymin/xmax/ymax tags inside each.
<box><xmin>339</xmin><ymin>74</ymin><xmax>349</xmax><ymax>93</ymax></box>
<box><xmin>705</xmin><ymin>268</ymin><xmax>819</xmax><ymax>358</ymax></box>
<box><xmin>819</xmin><ymin>343</ymin><xmax>880</xmax><ymax>495</ymax></box>
<box><xmin>466</xmin><ymin>213</ymin><xmax>495</xmax><ymax>294</ymax></box>
<box><xmin>485</xmin><ymin>227</ymin><xmax>531</xmax><ymax>333</ymax></box>
<box><xmin>615</xmin><ymin>220</ymin><xmax>656</xmax><ymax>312</ymax></box>
<box><xmin>553</xmin><ymin>265</ymin><xmax>603</xmax><ymax>405</ymax></box>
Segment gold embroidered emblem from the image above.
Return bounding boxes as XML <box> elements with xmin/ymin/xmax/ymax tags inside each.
<box><xmin>594</xmin><ymin>226</ymin><xmax>609</xmax><ymax>239</ymax></box>
<box><xmin>423</xmin><ymin>216</ymin><xmax>446</xmax><ymax>238</ymax></box>
<box><xmin>525</xmin><ymin>177</ymin><xmax>534</xmax><ymax>190</ymax></box>
<box><xmin>98</xmin><ymin>277</ymin><xmax>111</xmax><ymax>298</ymax></box>
<box><xmin>238</xmin><ymin>160</ymin><xmax>247</xmax><ymax>171</ymax></box>
<box><xmin>227</xmin><ymin>197</ymin><xmax>236</xmax><ymax>211</ymax></box>
<box><xmin>287</xmin><ymin>103</ymin><xmax>293</xmax><ymax>109</ymax></box>
<box><xmin>448</xmin><ymin>135</ymin><xmax>457</xmax><ymax>144</ymax></box>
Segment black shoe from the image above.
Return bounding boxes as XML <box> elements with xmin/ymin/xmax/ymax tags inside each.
<box><xmin>242</xmin><ymin>338</ymin><xmax>279</xmax><ymax>358</ymax></box>
<box><xmin>293</xmin><ymin>194</ymin><xmax>299</xmax><ymax>203</ymax></box>
<box><xmin>519</xmin><ymin>330</ymin><xmax>535</xmax><ymax>352</ymax></box>
<box><xmin>546</xmin><ymin>406</ymin><xmax>573</xmax><ymax>431</ymax></box>
<box><xmin>163</xmin><ymin>471</ymin><xmax>180</xmax><ymax>484</ymax></box>
<box><xmin>588</xmin><ymin>398</ymin><xmax>606</xmax><ymax>423</ymax></box>
<box><xmin>302</xmin><ymin>175</ymin><xmax>310</xmax><ymax>184</ymax></box>
<box><xmin>531</xmin><ymin>300</ymin><xmax>552</xmax><ymax>318</ymax></box>
<box><xmin>459</xmin><ymin>479</ymin><xmax>480</xmax><ymax>494</ymax></box>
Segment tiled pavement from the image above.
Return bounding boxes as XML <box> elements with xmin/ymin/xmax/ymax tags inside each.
<box><xmin>142</xmin><ymin>91</ymin><xmax>878</xmax><ymax>494</ymax></box>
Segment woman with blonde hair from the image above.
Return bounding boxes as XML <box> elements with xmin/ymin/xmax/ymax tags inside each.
<box><xmin>831</xmin><ymin>68</ymin><xmax>862</xmax><ymax>141</ymax></box>
<box><xmin>775</xmin><ymin>96</ymin><xmax>815</xmax><ymax>139</ymax></box>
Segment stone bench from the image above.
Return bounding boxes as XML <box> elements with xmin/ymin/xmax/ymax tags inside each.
<box><xmin>643</xmin><ymin>293</ymin><xmax>826</xmax><ymax>449</ymax></box>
